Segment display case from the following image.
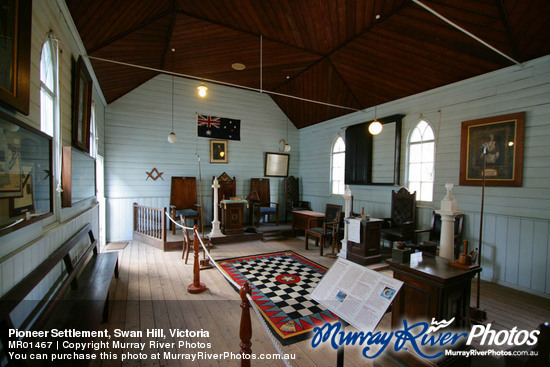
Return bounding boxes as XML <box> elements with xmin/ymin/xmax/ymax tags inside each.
<box><xmin>61</xmin><ymin>146</ymin><xmax>96</xmax><ymax>207</ymax></box>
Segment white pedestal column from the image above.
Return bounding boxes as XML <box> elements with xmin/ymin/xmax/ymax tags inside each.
<box><xmin>436</xmin><ymin>183</ymin><xmax>460</xmax><ymax>260</ymax></box>
<box><xmin>435</xmin><ymin>209</ymin><xmax>461</xmax><ymax>260</ymax></box>
<box><xmin>208</xmin><ymin>178</ymin><xmax>224</xmax><ymax>238</ymax></box>
<box><xmin>338</xmin><ymin>185</ymin><xmax>352</xmax><ymax>259</ymax></box>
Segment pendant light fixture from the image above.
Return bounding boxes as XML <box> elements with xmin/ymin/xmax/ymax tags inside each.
<box><xmin>368</xmin><ymin>12</ymin><xmax>383</xmax><ymax>136</ymax></box>
<box><xmin>279</xmin><ymin>118</ymin><xmax>291</xmax><ymax>152</ymax></box>
<box><xmin>167</xmin><ymin>76</ymin><xmax>178</xmax><ymax>143</ymax></box>
<box><xmin>197</xmin><ymin>83</ymin><xmax>208</xmax><ymax>98</ymax></box>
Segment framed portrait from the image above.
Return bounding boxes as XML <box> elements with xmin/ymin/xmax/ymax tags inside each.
<box><xmin>210</xmin><ymin>139</ymin><xmax>228</xmax><ymax>163</ymax></box>
<box><xmin>459</xmin><ymin>112</ymin><xmax>525</xmax><ymax>187</ymax></box>
<box><xmin>72</xmin><ymin>56</ymin><xmax>93</xmax><ymax>153</ymax></box>
<box><xmin>265</xmin><ymin>152</ymin><xmax>289</xmax><ymax>177</ymax></box>
<box><xmin>0</xmin><ymin>0</ymin><xmax>32</xmax><ymax>115</ymax></box>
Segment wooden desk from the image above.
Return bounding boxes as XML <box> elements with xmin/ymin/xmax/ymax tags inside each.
<box><xmin>347</xmin><ymin>218</ymin><xmax>383</xmax><ymax>265</ymax></box>
<box><xmin>386</xmin><ymin>256</ymin><xmax>480</xmax><ymax>329</ymax></box>
<box><xmin>291</xmin><ymin>210</ymin><xmax>324</xmax><ymax>236</ymax></box>
<box><xmin>220</xmin><ymin>200</ymin><xmax>247</xmax><ymax>235</ymax></box>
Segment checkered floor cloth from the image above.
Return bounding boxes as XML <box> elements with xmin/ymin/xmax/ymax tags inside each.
<box><xmin>218</xmin><ymin>251</ymin><xmax>338</xmax><ymax>345</ymax></box>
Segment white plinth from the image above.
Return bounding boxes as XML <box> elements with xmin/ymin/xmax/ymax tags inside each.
<box><xmin>209</xmin><ymin>178</ymin><xmax>225</xmax><ymax>238</ymax></box>
<box><xmin>435</xmin><ymin>209</ymin><xmax>462</xmax><ymax>260</ymax></box>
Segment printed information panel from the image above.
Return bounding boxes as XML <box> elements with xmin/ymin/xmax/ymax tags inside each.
<box><xmin>311</xmin><ymin>257</ymin><xmax>403</xmax><ymax>332</ymax></box>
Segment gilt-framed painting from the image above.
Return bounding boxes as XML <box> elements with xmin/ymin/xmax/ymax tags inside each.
<box><xmin>72</xmin><ymin>56</ymin><xmax>93</xmax><ymax>153</ymax></box>
<box><xmin>210</xmin><ymin>139</ymin><xmax>228</xmax><ymax>163</ymax></box>
<box><xmin>459</xmin><ymin>112</ymin><xmax>525</xmax><ymax>187</ymax></box>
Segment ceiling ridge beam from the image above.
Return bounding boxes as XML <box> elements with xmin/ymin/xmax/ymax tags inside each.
<box><xmin>161</xmin><ymin>0</ymin><xmax>181</xmax><ymax>70</ymax></box>
<box><xmin>175</xmin><ymin>9</ymin><xmax>323</xmax><ymax>58</ymax></box>
<box><xmin>87</xmin><ymin>9</ymin><xmax>173</xmax><ymax>54</ymax></box>
<box><xmin>495</xmin><ymin>0</ymin><xmax>521</xmax><ymax>61</ymax></box>
<box><xmin>326</xmin><ymin>57</ymin><xmax>364</xmax><ymax>110</ymax></box>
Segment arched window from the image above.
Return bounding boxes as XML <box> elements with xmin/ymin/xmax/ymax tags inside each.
<box><xmin>331</xmin><ymin>136</ymin><xmax>346</xmax><ymax>195</ymax></box>
<box><xmin>407</xmin><ymin>119</ymin><xmax>435</xmax><ymax>202</ymax></box>
<box><xmin>40</xmin><ymin>37</ymin><xmax>57</xmax><ymax>136</ymax></box>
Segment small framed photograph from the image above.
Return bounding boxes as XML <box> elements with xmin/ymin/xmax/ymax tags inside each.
<box><xmin>210</xmin><ymin>139</ymin><xmax>228</xmax><ymax>163</ymax></box>
<box><xmin>459</xmin><ymin>112</ymin><xmax>525</xmax><ymax>187</ymax></box>
<box><xmin>265</xmin><ymin>152</ymin><xmax>289</xmax><ymax>177</ymax></box>
<box><xmin>72</xmin><ymin>56</ymin><xmax>93</xmax><ymax>153</ymax></box>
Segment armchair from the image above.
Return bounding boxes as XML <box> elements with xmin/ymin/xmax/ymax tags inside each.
<box><xmin>169</xmin><ymin>177</ymin><xmax>202</xmax><ymax>235</ymax></box>
<box><xmin>250</xmin><ymin>178</ymin><xmax>279</xmax><ymax>226</ymax></box>
<box><xmin>380</xmin><ymin>187</ymin><xmax>416</xmax><ymax>248</ymax></box>
<box><xmin>409</xmin><ymin>211</ymin><xmax>464</xmax><ymax>258</ymax></box>
<box><xmin>305</xmin><ymin>204</ymin><xmax>342</xmax><ymax>256</ymax></box>
<box><xmin>284</xmin><ymin>176</ymin><xmax>311</xmax><ymax>222</ymax></box>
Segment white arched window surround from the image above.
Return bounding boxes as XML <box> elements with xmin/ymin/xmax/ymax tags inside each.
<box><xmin>40</xmin><ymin>33</ymin><xmax>61</xmax><ymax>221</ymax></box>
<box><xmin>407</xmin><ymin>118</ymin><xmax>435</xmax><ymax>202</ymax></box>
<box><xmin>330</xmin><ymin>135</ymin><xmax>346</xmax><ymax>195</ymax></box>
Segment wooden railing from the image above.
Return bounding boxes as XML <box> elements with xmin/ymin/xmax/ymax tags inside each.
<box><xmin>133</xmin><ymin>203</ymin><xmax>169</xmax><ymax>250</ymax></box>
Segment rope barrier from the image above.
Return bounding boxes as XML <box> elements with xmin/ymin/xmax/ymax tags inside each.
<box><xmin>164</xmin><ymin>212</ymin><xmax>292</xmax><ymax>366</ymax></box>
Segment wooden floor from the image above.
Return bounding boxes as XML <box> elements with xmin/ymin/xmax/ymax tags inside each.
<box><xmin>95</xmin><ymin>235</ymin><xmax>550</xmax><ymax>367</ymax></box>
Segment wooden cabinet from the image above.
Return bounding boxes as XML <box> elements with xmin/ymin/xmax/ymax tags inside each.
<box><xmin>221</xmin><ymin>201</ymin><xmax>245</xmax><ymax>235</ymax></box>
<box><xmin>347</xmin><ymin>218</ymin><xmax>383</xmax><ymax>265</ymax></box>
<box><xmin>386</xmin><ymin>256</ymin><xmax>480</xmax><ymax>329</ymax></box>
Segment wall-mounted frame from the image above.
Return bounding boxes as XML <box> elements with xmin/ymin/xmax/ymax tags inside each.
<box><xmin>210</xmin><ymin>139</ymin><xmax>228</xmax><ymax>163</ymax></box>
<box><xmin>61</xmin><ymin>146</ymin><xmax>96</xmax><ymax>207</ymax></box>
<box><xmin>0</xmin><ymin>110</ymin><xmax>53</xmax><ymax>236</ymax></box>
<box><xmin>345</xmin><ymin>114</ymin><xmax>404</xmax><ymax>186</ymax></box>
<box><xmin>459</xmin><ymin>112</ymin><xmax>525</xmax><ymax>187</ymax></box>
<box><xmin>0</xmin><ymin>0</ymin><xmax>32</xmax><ymax>115</ymax></box>
<box><xmin>72</xmin><ymin>56</ymin><xmax>93</xmax><ymax>153</ymax></box>
<box><xmin>265</xmin><ymin>152</ymin><xmax>289</xmax><ymax>177</ymax></box>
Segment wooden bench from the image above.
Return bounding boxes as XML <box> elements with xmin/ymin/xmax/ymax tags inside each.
<box><xmin>0</xmin><ymin>223</ymin><xmax>118</xmax><ymax>364</ymax></box>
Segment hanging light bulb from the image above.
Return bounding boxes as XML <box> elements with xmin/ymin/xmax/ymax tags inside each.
<box><xmin>368</xmin><ymin>105</ymin><xmax>383</xmax><ymax>135</ymax></box>
<box><xmin>197</xmin><ymin>84</ymin><xmax>208</xmax><ymax>97</ymax></box>
<box><xmin>168</xmin><ymin>76</ymin><xmax>178</xmax><ymax>143</ymax></box>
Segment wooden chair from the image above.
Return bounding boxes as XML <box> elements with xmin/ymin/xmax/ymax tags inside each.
<box><xmin>284</xmin><ymin>176</ymin><xmax>311</xmax><ymax>222</ymax></box>
<box><xmin>170</xmin><ymin>177</ymin><xmax>202</xmax><ymax>235</ymax></box>
<box><xmin>380</xmin><ymin>188</ymin><xmax>416</xmax><ymax>248</ymax></box>
<box><xmin>181</xmin><ymin>225</ymin><xmax>193</xmax><ymax>264</ymax></box>
<box><xmin>305</xmin><ymin>204</ymin><xmax>342</xmax><ymax>256</ymax></box>
<box><xmin>250</xmin><ymin>178</ymin><xmax>279</xmax><ymax>226</ymax></box>
<box><xmin>409</xmin><ymin>211</ymin><xmax>464</xmax><ymax>258</ymax></box>
<box><xmin>212</xmin><ymin>172</ymin><xmax>236</xmax><ymax>222</ymax></box>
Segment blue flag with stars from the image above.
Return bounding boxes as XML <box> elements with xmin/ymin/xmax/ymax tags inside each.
<box><xmin>197</xmin><ymin>115</ymin><xmax>241</xmax><ymax>141</ymax></box>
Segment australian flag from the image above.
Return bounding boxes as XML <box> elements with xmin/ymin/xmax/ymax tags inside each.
<box><xmin>197</xmin><ymin>115</ymin><xmax>241</xmax><ymax>141</ymax></box>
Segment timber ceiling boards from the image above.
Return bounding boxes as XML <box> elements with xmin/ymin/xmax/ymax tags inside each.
<box><xmin>66</xmin><ymin>0</ymin><xmax>550</xmax><ymax>129</ymax></box>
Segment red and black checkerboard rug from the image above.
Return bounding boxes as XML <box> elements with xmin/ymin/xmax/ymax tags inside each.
<box><xmin>218</xmin><ymin>250</ymin><xmax>338</xmax><ymax>345</ymax></box>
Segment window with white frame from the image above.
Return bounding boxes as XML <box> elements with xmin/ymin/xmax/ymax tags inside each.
<box><xmin>40</xmin><ymin>37</ymin><xmax>57</xmax><ymax>136</ymax></box>
<box><xmin>407</xmin><ymin>119</ymin><xmax>435</xmax><ymax>202</ymax></box>
<box><xmin>89</xmin><ymin>102</ymin><xmax>97</xmax><ymax>158</ymax></box>
<box><xmin>331</xmin><ymin>136</ymin><xmax>346</xmax><ymax>195</ymax></box>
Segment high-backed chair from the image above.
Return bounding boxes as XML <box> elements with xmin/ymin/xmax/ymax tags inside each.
<box><xmin>305</xmin><ymin>204</ymin><xmax>342</xmax><ymax>256</ymax></box>
<box><xmin>212</xmin><ymin>172</ymin><xmax>236</xmax><ymax>222</ymax></box>
<box><xmin>380</xmin><ymin>188</ymin><xmax>416</xmax><ymax>248</ymax></box>
<box><xmin>250</xmin><ymin>178</ymin><xmax>279</xmax><ymax>226</ymax></box>
<box><xmin>284</xmin><ymin>176</ymin><xmax>311</xmax><ymax>222</ymax></box>
<box><xmin>409</xmin><ymin>211</ymin><xmax>465</xmax><ymax>258</ymax></box>
<box><xmin>170</xmin><ymin>177</ymin><xmax>202</xmax><ymax>235</ymax></box>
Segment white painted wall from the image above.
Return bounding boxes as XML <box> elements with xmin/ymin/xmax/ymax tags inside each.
<box><xmin>0</xmin><ymin>0</ymin><xmax>104</xmax><ymax>297</ymax></box>
<box><xmin>105</xmin><ymin>75</ymin><xmax>298</xmax><ymax>241</ymax></box>
<box><xmin>298</xmin><ymin>55</ymin><xmax>550</xmax><ymax>297</ymax></box>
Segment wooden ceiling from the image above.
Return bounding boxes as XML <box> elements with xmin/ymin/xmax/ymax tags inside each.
<box><xmin>66</xmin><ymin>0</ymin><xmax>550</xmax><ymax>129</ymax></box>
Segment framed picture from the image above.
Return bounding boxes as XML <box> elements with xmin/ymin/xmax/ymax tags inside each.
<box><xmin>459</xmin><ymin>112</ymin><xmax>525</xmax><ymax>187</ymax></box>
<box><xmin>210</xmin><ymin>139</ymin><xmax>228</xmax><ymax>163</ymax></box>
<box><xmin>265</xmin><ymin>152</ymin><xmax>289</xmax><ymax>177</ymax></box>
<box><xmin>9</xmin><ymin>167</ymin><xmax>34</xmax><ymax>216</ymax></box>
<box><xmin>0</xmin><ymin>0</ymin><xmax>31</xmax><ymax>115</ymax></box>
<box><xmin>72</xmin><ymin>56</ymin><xmax>93</xmax><ymax>153</ymax></box>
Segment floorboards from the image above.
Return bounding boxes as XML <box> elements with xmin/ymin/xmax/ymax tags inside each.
<box><xmin>94</xmin><ymin>234</ymin><xmax>550</xmax><ymax>367</ymax></box>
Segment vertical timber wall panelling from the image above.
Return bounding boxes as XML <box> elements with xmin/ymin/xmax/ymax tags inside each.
<box><xmin>0</xmin><ymin>0</ymin><xmax>104</xmax><ymax>296</ymax></box>
<box><xmin>298</xmin><ymin>55</ymin><xmax>550</xmax><ymax>297</ymax></box>
<box><xmin>105</xmin><ymin>75</ymin><xmax>299</xmax><ymax>241</ymax></box>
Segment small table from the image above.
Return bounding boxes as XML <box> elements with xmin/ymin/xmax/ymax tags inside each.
<box><xmin>220</xmin><ymin>200</ymin><xmax>247</xmax><ymax>235</ymax></box>
<box><xmin>291</xmin><ymin>210</ymin><xmax>324</xmax><ymax>236</ymax></box>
